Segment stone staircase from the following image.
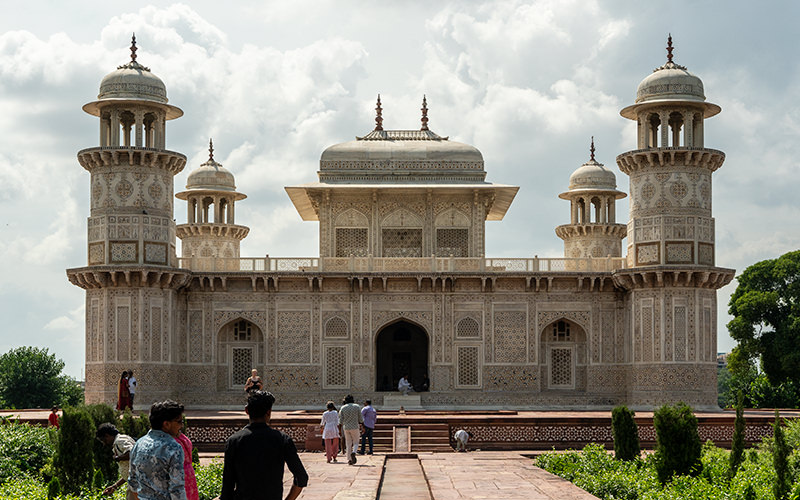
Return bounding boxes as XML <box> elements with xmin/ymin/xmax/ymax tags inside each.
<box><xmin>372</xmin><ymin>422</ymin><xmax>452</xmax><ymax>453</ymax></box>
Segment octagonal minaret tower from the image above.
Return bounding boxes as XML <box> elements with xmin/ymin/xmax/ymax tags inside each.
<box><xmin>556</xmin><ymin>139</ymin><xmax>626</xmax><ymax>259</ymax></box>
<box><xmin>613</xmin><ymin>36</ymin><xmax>734</xmax><ymax>408</ymax></box>
<box><xmin>68</xmin><ymin>36</ymin><xmax>189</xmax><ymax>405</ymax></box>
<box><xmin>176</xmin><ymin>140</ymin><xmax>249</xmax><ymax>270</ymax></box>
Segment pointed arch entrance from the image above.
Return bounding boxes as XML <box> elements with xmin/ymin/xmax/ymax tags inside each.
<box><xmin>375</xmin><ymin>320</ymin><xmax>429</xmax><ymax>391</ymax></box>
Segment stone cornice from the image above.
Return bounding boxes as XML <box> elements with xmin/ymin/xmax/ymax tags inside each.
<box><xmin>77</xmin><ymin>147</ymin><xmax>187</xmax><ymax>175</ymax></box>
<box><xmin>612</xmin><ymin>266</ymin><xmax>734</xmax><ymax>290</ymax></box>
<box><xmin>67</xmin><ymin>266</ymin><xmax>191</xmax><ymax>290</ymax></box>
<box><xmin>182</xmin><ymin>271</ymin><xmax>623</xmax><ymax>294</ymax></box>
<box><xmin>615</xmin><ymin>147</ymin><xmax>725</xmax><ymax>175</ymax></box>
<box><xmin>176</xmin><ymin>224</ymin><xmax>250</xmax><ymax>240</ymax></box>
<box><xmin>555</xmin><ymin>224</ymin><xmax>627</xmax><ymax>240</ymax></box>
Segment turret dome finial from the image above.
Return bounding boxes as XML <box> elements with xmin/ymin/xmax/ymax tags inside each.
<box><xmin>421</xmin><ymin>95</ymin><xmax>429</xmax><ymax>131</ymax></box>
<box><xmin>666</xmin><ymin>33</ymin><xmax>674</xmax><ymax>64</ymax></box>
<box><xmin>375</xmin><ymin>94</ymin><xmax>383</xmax><ymax>131</ymax></box>
<box><xmin>130</xmin><ymin>33</ymin><xmax>138</xmax><ymax>62</ymax></box>
<box><xmin>590</xmin><ymin>136</ymin><xmax>596</xmax><ymax>161</ymax></box>
<box><xmin>208</xmin><ymin>138</ymin><xmax>214</xmax><ymax>162</ymax></box>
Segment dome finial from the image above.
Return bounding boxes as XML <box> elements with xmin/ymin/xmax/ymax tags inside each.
<box><xmin>375</xmin><ymin>94</ymin><xmax>383</xmax><ymax>131</ymax></box>
<box><xmin>590</xmin><ymin>136</ymin><xmax>596</xmax><ymax>161</ymax></box>
<box><xmin>208</xmin><ymin>138</ymin><xmax>214</xmax><ymax>162</ymax></box>
<box><xmin>666</xmin><ymin>33</ymin><xmax>674</xmax><ymax>64</ymax></box>
<box><xmin>420</xmin><ymin>95</ymin><xmax>429</xmax><ymax>131</ymax></box>
<box><xmin>130</xmin><ymin>33</ymin><xmax>138</xmax><ymax>62</ymax></box>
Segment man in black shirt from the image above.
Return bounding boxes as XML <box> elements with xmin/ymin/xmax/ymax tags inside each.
<box><xmin>221</xmin><ymin>391</ymin><xmax>308</xmax><ymax>500</ymax></box>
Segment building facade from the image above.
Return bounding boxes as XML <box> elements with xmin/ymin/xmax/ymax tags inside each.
<box><xmin>68</xmin><ymin>37</ymin><xmax>734</xmax><ymax>409</ymax></box>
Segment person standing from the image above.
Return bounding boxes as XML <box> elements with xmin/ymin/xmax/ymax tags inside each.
<box><xmin>48</xmin><ymin>407</ymin><xmax>60</xmax><ymax>429</ymax></box>
<box><xmin>97</xmin><ymin>423</ymin><xmax>138</xmax><ymax>499</ymax></box>
<box><xmin>221</xmin><ymin>391</ymin><xmax>308</xmax><ymax>500</ymax></box>
<box><xmin>117</xmin><ymin>371</ymin><xmax>132</xmax><ymax>411</ymax></box>
<box><xmin>359</xmin><ymin>400</ymin><xmax>376</xmax><ymax>455</ymax></box>
<box><xmin>319</xmin><ymin>401</ymin><xmax>340</xmax><ymax>463</ymax></box>
<box><xmin>128</xmin><ymin>370</ymin><xmax>137</xmax><ymax>408</ymax></box>
<box><xmin>174</xmin><ymin>429</ymin><xmax>198</xmax><ymax>500</ymax></box>
<box><xmin>128</xmin><ymin>400</ymin><xmax>186</xmax><ymax>500</ymax></box>
<box><xmin>338</xmin><ymin>394</ymin><xmax>362</xmax><ymax>465</ymax></box>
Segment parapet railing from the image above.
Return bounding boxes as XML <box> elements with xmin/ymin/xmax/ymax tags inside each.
<box><xmin>177</xmin><ymin>256</ymin><xmax>627</xmax><ymax>273</ymax></box>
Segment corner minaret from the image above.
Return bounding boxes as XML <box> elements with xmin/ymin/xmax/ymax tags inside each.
<box><xmin>176</xmin><ymin>140</ymin><xmax>249</xmax><ymax>268</ymax></box>
<box><xmin>613</xmin><ymin>36</ymin><xmax>734</xmax><ymax>409</ymax></box>
<box><xmin>68</xmin><ymin>36</ymin><xmax>190</xmax><ymax>406</ymax></box>
<box><xmin>555</xmin><ymin>138</ymin><xmax>626</xmax><ymax>259</ymax></box>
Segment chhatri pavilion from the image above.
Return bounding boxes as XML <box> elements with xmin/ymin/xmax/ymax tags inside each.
<box><xmin>68</xmin><ymin>36</ymin><xmax>733</xmax><ymax>409</ymax></box>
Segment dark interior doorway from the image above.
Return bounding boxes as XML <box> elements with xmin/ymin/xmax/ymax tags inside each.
<box><xmin>375</xmin><ymin>321</ymin><xmax>429</xmax><ymax>391</ymax></box>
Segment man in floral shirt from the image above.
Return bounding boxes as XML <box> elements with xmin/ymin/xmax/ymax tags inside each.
<box><xmin>129</xmin><ymin>400</ymin><xmax>186</xmax><ymax>500</ymax></box>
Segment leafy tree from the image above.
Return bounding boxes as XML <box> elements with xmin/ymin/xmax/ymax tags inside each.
<box><xmin>611</xmin><ymin>405</ymin><xmax>640</xmax><ymax>461</ymax></box>
<box><xmin>0</xmin><ymin>347</ymin><xmax>75</xmax><ymax>408</ymax></box>
<box><xmin>729</xmin><ymin>391</ymin><xmax>745</xmax><ymax>480</ymax></box>
<box><xmin>53</xmin><ymin>406</ymin><xmax>94</xmax><ymax>494</ymax></box>
<box><xmin>728</xmin><ymin>250</ymin><xmax>800</xmax><ymax>385</ymax></box>
<box><xmin>653</xmin><ymin>402</ymin><xmax>702</xmax><ymax>483</ymax></box>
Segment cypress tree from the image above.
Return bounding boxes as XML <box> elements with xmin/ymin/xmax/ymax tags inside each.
<box><xmin>53</xmin><ymin>406</ymin><xmax>94</xmax><ymax>493</ymax></box>
<box><xmin>85</xmin><ymin>403</ymin><xmax>118</xmax><ymax>482</ymax></box>
<box><xmin>46</xmin><ymin>477</ymin><xmax>61</xmax><ymax>500</ymax></box>
<box><xmin>653</xmin><ymin>402</ymin><xmax>702</xmax><ymax>483</ymax></box>
<box><xmin>611</xmin><ymin>405</ymin><xmax>640</xmax><ymax>460</ymax></box>
<box><xmin>773</xmin><ymin>409</ymin><xmax>790</xmax><ymax>500</ymax></box>
<box><xmin>729</xmin><ymin>390</ymin><xmax>746</xmax><ymax>480</ymax></box>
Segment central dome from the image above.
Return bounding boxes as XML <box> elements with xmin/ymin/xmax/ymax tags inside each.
<box><xmin>98</xmin><ymin>61</ymin><xmax>168</xmax><ymax>104</ymax></box>
<box><xmin>635</xmin><ymin>62</ymin><xmax>705</xmax><ymax>104</ymax></box>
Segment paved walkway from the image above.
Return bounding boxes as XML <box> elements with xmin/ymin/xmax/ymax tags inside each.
<box><xmin>268</xmin><ymin>451</ymin><xmax>599</xmax><ymax>500</ymax></box>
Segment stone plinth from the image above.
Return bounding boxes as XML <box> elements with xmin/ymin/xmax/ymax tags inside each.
<box><xmin>382</xmin><ymin>394</ymin><xmax>422</xmax><ymax>409</ymax></box>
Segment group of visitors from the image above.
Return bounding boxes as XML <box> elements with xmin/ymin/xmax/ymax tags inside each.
<box><xmin>116</xmin><ymin>370</ymin><xmax>137</xmax><ymax>411</ymax></box>
<box><xmin>319</xmin><ymin>395</ymin><xmax>377</xmax><ymax>465</ymax></box>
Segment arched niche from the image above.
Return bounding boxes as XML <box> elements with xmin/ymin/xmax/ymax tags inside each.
<box><xmin>539</xmin><ymin>318</ymin><xmax>587</xmax><ymax>391</ymax></box>
<box><xmin>217</xmin><ymin>318</ymin><xmax>264</xmax><ymax>390</ymax></box>
<box><xmin>374</xmin><ymin>319</ymin><xmax>429</xmax><ymax>392</ymax></box>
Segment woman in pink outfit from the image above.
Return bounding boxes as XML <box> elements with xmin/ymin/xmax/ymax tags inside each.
<box><xmin>175</xmin><ymin>430</ymin><xmax>199</xmax><ymax>500</ymax></box>
<box><xmin>320</xmin><ymin>401</ymin><xmax>340</xmax><ymax>463</ymax></box>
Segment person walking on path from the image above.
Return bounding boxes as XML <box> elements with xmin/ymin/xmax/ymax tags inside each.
<box><xmin>359</xmin><ymin>400</ymin><xmax>376</xmax><ymax>455</ymax></box>
<box><xmin>128</xmin><ymin>400</ymin><xmax>186</xmax><ymax>500</ymax></box>
<box><xmin>319</xmin><ymin>401</ymin><xmax>340</xmax><ymax>463</ymax></box>
<box><xmin>174</xmin><ymin>429</ymin><xmax>198</xmax><ymax>500</ymax></box>
<box><xmin>221</xmin><ymin>391</ymin><xmax>308</xmax><ymax>500</ymax></box>
<box><xmin>97</xmin><ymin>423</ymin><xmax>138</xmax><ymax>499</ymax></box>
<box><xmin>453</xmin><ymin>429</ymin><xmax>472</xmax><ymax>452</ymax></box>
<box><xmin>338</xmin><ymin>394</ymin><xmax>363</xmax><ymax>465</ymax></box>
<box><xmin>128</xmin><ymin>370</ymin><xmax>137</xmax><ymax>408</ymax></box>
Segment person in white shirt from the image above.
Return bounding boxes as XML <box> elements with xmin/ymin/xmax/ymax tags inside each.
<box><xmin>127</xmin><ymin>369</ymin><xmax>137</xmax><ymax>408</ymax></box>
<box><xmin>454</xmin><ymin>429</ymin><xmax>472</xmax><ymax>452</ymax></box>
<box><xmin>97</xmin><ymin>423</ymin><xmax>138</xmax><ymax>499</ymax></box>
<box><xmin>398</xmin><ymin>374</ymin><xmax>413</xmax><ymax>395</ymax></box>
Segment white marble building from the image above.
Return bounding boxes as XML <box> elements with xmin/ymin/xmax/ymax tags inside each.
<box><xmin>68</xmin><ymin>37</ymin><xmax>733</xmax><ymax>409</ymax></box>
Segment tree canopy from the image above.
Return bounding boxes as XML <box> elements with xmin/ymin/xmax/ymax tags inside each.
<box><xmin>0</xmin><ymin>346</ymin><xmax>82</xmax><ymax>409</ymax></box>
<box><xmin>728</xmin><ymin>249</ymin><xmax>800</xmax><ymax>385</ymax></box>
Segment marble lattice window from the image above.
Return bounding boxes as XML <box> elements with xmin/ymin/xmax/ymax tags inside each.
<box><xmin>234</xmin><ymin>320</ymin><xmax>252</xmax><ymax>341</ymax></box>
<box><xmin>324</xmin><ymin>345</ymin><xmax>348</xmax><ymax>388</ymax></box>
<box><xmin>325</xmin><ymin>317</ymin><xmax>348</xmax><ymax>338</ymax></box>
<box><xmin>550</xmin><ymin>347</ymin><xmax>573</xmax><ymax>388</ymax></box>
<box><xmin>382</xmin><ymin>229</ymin><xmax>422</xmax><ymax>257</ymax></box>
<box><xmin>231</xmin><ymin>347</ymin><xmax>253</xmax><ymax>386</ymax></box>
<box><xmin>436</xmin><ymin>228</ymin><xmax>469</xmax><ymax>257</ymax></box>
<box><xmin>456</xmin><ymin>317</ymin><xmax>480</xmax><ymax>338</ymax></box>
<box><xmin>335</xmin><ymin>228</ymin><xmax>369</xmax><ymax>257</ymax></box>
<box><xmin>457</xmin><ymin>346</ymin><xmax>480</xmax><ymax>387</ymax></box>
<box><xmin>552</xmin><ymin>320</ymin><xmax>571</xmax><ymax>342</ymax></box>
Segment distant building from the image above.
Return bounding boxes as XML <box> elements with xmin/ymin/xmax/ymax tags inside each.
<box><xmin>68</xmin><ymin>36</ymin><xmax>733</xmax><ymax>409</ymax></box>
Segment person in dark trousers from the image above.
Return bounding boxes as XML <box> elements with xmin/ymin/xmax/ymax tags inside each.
<box><xmin>359</xmin><ymin>399</ymin><xmax>376</xmax><ymax>455</ymax></box>
<box><xmin>221</xmin><ymin>391</ymin><xmax>308</xmax><ymax>500</ymax></box>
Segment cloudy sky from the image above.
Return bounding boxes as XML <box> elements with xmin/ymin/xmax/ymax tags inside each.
<box><xmin>1</xmin><ymin>1</ymin><xmax>799</xmax><ymax>379</ymax></box>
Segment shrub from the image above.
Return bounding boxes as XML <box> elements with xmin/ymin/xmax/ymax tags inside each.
<box><xmin>195</xmin><ymin>460</ymin><xmax>224</xmax><ymax>500</ymax></box>
<box><xmin>54</xmin><ymin>406</ymin><xmax>95</xmax><ymax>494</ymax></box>
<box><xmin>46</xmin><ymin>476</ymin><xmax>60</xmax><ymax>499</ymax></box>
<box><xmin>84</xmin><ymin>404</ymin><xmax>118</xmax><ymax>482</ymax></box>
<box><xmin>729</xmin><ymin>390</ymin><xmax>746</xmax><ymax>480</ymax></box>
<box><xmin>773</xmin><ymin>410</ymin><xmax>791</xmax><ymax>500</ymax></box>
<box><xmin>653</xmin><ymin>402</ymin><xmax>702</xmax><ymax>483</ymax></box>
<box><xmin>611</xmin><ymin>405</ymin><xmax>640</xmax><ymax>461</ymax></box>
<box><xmin>0</xmin><ymin>419</ymin><xmax>56</xmax><ymax>483</ymax></box>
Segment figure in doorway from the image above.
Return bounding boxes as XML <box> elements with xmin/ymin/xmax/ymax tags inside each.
<box><xmin>244</xmin><ymin>369</ymin><xmax>263</xmax><ymax>394</ymax></box>
<box><xmin>398</xmin><ymin>374</ymin><xmax>413</xmax><ymax>395</ymax></box>
<box><xmin>416</xmin><ymin>373</ymin><xmax>430</xmax><ymax>392</ymax></box>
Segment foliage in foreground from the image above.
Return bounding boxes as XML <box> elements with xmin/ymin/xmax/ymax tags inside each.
<box><xmin>612</xmin><ymin>405</ymin><xmax>640</xmax><ymax>461</ymax></box>
<box><xmin>536</xmin><ymin>441</ymin><xmax>800</xmax><ymax>500</ymax></box>
<box><xmin>0</xmin><ymin>346</ymin><xmax>83</xmax><ymax>409</ymax></box>
<box><xmin>653</xmin><ymin>402</ymin><xmax>702</xmax><ymax>483</ymax></box>
<box><xmin>0</xmin><ymin>419</ymin><xmax>56</xmax><ymax>483</ymax></box>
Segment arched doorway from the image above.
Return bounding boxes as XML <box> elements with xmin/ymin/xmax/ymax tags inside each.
<box><xmin>375</xmin><ymin>320</ymin><xmax>429</xmax><ymax>391</ymax></box>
